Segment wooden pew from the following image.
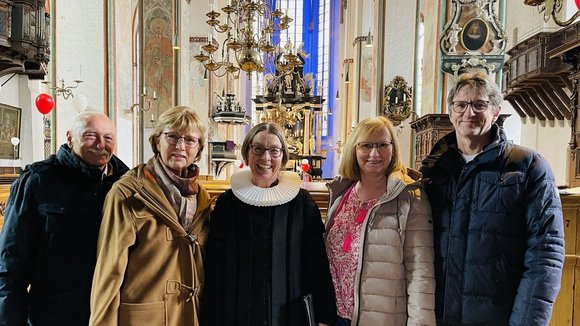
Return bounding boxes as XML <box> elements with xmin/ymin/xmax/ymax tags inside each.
<box><xmin>550</xmin><ymin>194</ymin><xmax>580</xmax><ymax>326</ymax></box>
<box><xmin>0</xmin><ymin>182</ymin><xmax>13</xmax><ymax>230</ymax></box>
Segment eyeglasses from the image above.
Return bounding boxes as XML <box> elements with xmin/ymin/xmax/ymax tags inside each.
<box><xmin>163</xmin><ymin>132</ymin><xmax>200</xmax><ymax>148</ymax></box>
<box><xmin>451</xmin><ymin>100</ymin><xmax>490</xmax><ymax>113</ymax></box>
<box><xmin>250</xmin><ymin>144</ymin><xmax>284</xmax><ymax>158</ymax></box>
<box><xmin>356</xmin><ymin>142</ymin><xmax>392</xmax><ymax>153</ymax></box>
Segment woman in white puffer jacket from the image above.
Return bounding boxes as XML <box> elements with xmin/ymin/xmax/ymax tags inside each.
<box><xmin>325</xmin><ymin>116</ymin><xmax>435</xmax><ymax>326</ymax></box>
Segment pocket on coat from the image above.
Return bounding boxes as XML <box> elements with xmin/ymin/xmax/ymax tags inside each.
<box><xmin>477</xmin><ymin>171</ymin><xmax>524</xmax><ymax>213</ymax></box>
<box><xmin>119</xmin><ymin>301</ymin><xmax>166</xmax><ymax>326</ymax></box>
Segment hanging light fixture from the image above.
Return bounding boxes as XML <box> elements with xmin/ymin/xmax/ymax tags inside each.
<box><xmin>194</xmin><ymin>1</ymin><xmax>299</xmax><ymax>78</ymax></box>
<box><xmin>365</xmin><ymin>30</ymin><xmax>373</xmax><ymax>48</ymax></box>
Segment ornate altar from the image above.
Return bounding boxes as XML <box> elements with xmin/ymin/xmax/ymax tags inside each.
<box><xmin>252</xmin><ymin>53</ymin><xmax>326</xmax><ymax>178</ymax></box>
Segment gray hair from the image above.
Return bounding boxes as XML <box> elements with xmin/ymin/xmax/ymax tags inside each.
<box><xmin>69</xmin><ymin>112</ymin><xmax>114</xmax><ymax>139</ymax></box>
<box><xmin>446</xmin><ymin>71</ymin><xmax>503</xmax><ymax>110</ymax></box>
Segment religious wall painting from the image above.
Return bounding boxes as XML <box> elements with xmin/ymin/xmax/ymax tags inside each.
<box><xmin>143</xmin><ymin>0</ymin><xmax>173</xmax><ymax>126</ymax></box>
<box><xmin>358</xmin><ymin>44</ymin><xmax>375</xmax><ymax>116</ymax></box>
<box><xmin>0</xmin><ymin>104</ymin><xmax>21</xmax><ymax>159</ymax></box>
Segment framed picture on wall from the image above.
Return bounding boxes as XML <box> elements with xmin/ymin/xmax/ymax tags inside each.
<box><xmin>0</xmin><ymin>104</ymin><xmax>21</xmax><ymax>159</ymax></box>
<box><xmin>461</xmin><ymin>18</ymin><xmax>489</xmax><ymax>51</ymax></box>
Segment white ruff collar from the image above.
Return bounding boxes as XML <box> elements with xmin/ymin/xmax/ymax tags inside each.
<box><xmin>230</xmin><ymin>169</ymin><xmax>301</xmax><ymax>207</ymax></box>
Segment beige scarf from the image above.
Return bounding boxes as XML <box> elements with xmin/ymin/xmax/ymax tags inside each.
<box><xmin>147</xmin><ymin>156</ymin><xmax>199</xmax><ymax>232</ymax></box>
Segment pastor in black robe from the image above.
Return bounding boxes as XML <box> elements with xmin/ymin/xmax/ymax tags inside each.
<box><xmin>201</xmin><ymin>170</ymin><xmax>336</xmax><ymax>326</ymax></box>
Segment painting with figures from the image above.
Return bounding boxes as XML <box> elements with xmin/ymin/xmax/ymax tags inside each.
<box><xmin>0</xmin><ymin>104</ymin><xmax>21</xmax><ymax>159</ymax></box>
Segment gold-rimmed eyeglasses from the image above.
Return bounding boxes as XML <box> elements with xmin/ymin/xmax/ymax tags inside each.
<box><xmin>163</xmin><ymin>132</ymin><xmax>200</xmax><ymax>149</ymax></box>
<box><xmin>356</xmin><ymin>142</ymin><xmax>393</xmax><ymax>153</ymax></box>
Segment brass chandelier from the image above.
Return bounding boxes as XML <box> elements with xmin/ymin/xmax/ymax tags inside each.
<box><xmin>195</xmin><ymin>1</ymin><xmax>301</xmax><ymax>78</ymax></box>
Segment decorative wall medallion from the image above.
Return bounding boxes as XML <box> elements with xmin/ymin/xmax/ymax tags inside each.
<box><xmin>440</xmin><ymin>0</ymin><xmax>507</xmax><ymax>75</ymax></box>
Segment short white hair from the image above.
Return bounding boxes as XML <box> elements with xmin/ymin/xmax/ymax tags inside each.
<box><xmin>69</xmin><ymin>112</ymin><xmax>114</xmax><ymax>139</ymax></box>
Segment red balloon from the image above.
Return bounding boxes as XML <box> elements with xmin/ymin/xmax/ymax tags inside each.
<box><xmin>35</xmin><ymin>93</ymin><xmax>55</xmax><ymax>114</ymax></box>
<box><xmin>577</xmin><ymin>0</ymin><xmax>580</xmax><ymax>11</ymax></box>
<box><xmin>301</xmin><ymin>163</ymin><xmax>310</xmax><ymax>172</ymax></box>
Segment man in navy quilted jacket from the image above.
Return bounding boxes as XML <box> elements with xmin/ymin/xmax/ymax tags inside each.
<box><xmin>0</xmin><ymin>112</ymin><xmax>129</xmax><ymax>326</ymax></box>
<box><xmin>420</xmin><ymin>71</ymin><xmax>564</xmax><ymax>325</ymax></box>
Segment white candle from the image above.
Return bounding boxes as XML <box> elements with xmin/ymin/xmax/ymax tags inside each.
<box><xmin>209</xmin><ymin>3</ymin><xmax>214</xmax><ymax>12</ymax></box>
<box><xmin>143</xmin><ymin>87</ymin><xmax>147</xmax><ymax>95</ymax></box>
<box><xmin>151</xmin><ymin>114</ymin><xmax>154</xmax><ymax>121</ymax></box>
<box><xmin>153</xmin><ymin>91</ymin><xmax>157</xmax><ymax>99</ymax></box>
<box><xmin>395</xmin><ymin>97</ymin><xmax>398</xmax><ymax>104</ymax></box>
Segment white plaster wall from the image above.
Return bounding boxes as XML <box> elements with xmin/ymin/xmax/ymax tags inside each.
<box><xmin>22</xmin><ymin>78</ymin><xmax>44</xmax><ymax>165</ymax></box>
<box><xmin>383</xmin><ymin>0</ymin><xmax>417</xmax><ymax>168</ymax></box>
<box><xmin>188</xmin><ymin>0</ymin><xmax>214</xmax><ymax>177</ymax></box>
<box><xmin>517</xmin><ymin>118</ymin><xmax>569</xmax><ymax>187</ymax></box>
<box><xmin>113</xmin><ymin>1</ymin><xmax>137</xmax><ymax>168</ymax></box>
<box><xmin>54</xmin><ymin>0</ymin><xmax>104</xmax><ymax>147</ymax></box>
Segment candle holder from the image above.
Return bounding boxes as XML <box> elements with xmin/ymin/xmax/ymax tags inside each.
<box><xmin>127</xmin><ymin>87</ymin><xmax>159</xmax><ymax>122</ymax></box>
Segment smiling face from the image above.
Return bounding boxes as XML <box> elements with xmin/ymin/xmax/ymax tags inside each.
<box><xmin>67</xmin><ymin>115</ymin><xmax>116</xmax><ymax>170</ymax></box>
<box><xmin>450</xmin><ymin>85</ymin><xmax>500</xmax><ymax>143</ymax></box>
<box><xmin>247</xmin><ymin>130</ymin><xmax>284</xmax><ymax>188</ymax></box>
<box><xmin>156</xmin><ymin>129</ymin><xmax>200</xmax><ymax>176</ymax></box>
<box><xmin>356</xmin><ymin>127</ymin><xmax>393</xmax><ymax>180</ymax></box>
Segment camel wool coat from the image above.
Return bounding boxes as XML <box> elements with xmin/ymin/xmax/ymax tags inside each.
<box><xmin>89</xmin><ymin>164</ymin><xmax>213</xmax><ymax>326</ymax></box>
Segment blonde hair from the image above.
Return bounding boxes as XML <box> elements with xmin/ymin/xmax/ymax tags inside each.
<box><xmin>339</xmin><ymin>116</ymin><xmax>406</xmax><ymax>180</ymax></box>
<box><xmin>148</xmin><ymin>106</ymin><xmax>206</xmax><ymax>162</ymax></box>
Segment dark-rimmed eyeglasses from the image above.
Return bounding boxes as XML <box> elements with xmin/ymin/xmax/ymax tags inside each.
<box><xmin>250</xmin><ymin>144</ymin><xmax>283</xmax><ymax>158</ymax></box>
<box><xmin>356</xmin><ymin>142</ymin><xmax>392</xmax><ymax>153</ymax></box>
<box><xmin>451</xmin><ymin>100</ymin><xmax>490</xmax><ymax>113</ymax></box>
<box><xmin>163</xmin><ymin>132</ymin><xmax>200</xmax><ymax>148</ymax></box>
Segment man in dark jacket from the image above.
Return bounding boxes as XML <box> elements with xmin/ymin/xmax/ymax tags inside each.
<box><xmin>420</xmin><ymin>71</ymin><xmax>564</xmax><ymax>325</ymax></box>
<box><xmin>0</xmin><ymin>112</ymin><xmax>129</xmax><ymax>326</ymax></box>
